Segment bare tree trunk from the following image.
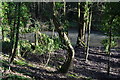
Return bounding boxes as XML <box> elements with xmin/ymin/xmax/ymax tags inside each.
<box><xmin>50</xmin><ymin>19</ymin><xmax>55</xmax><ymax>38</ymax></box>
<box><xmin>85</xmin><ymin>9</ymin><xmax>92</xmax><ymax>62</ymax></box>
<box><xmin>35</xmin><ymin>2</ymin><xmax>38</xmax><ymax>19</ymax></box>
<box><xmin>35</xmin><ymin>31</ymin><xmax>38</xmax><ymax>46</ymax></box>
<box><xmin>63</xmin><ymin>0</ymin><xmax>66</xmax><ymax>16</ymax></box>
<box><xmin>77</xmin><ymin>2</ymin><xmax>85</xmax><ymax>47</ymax></box>
<box><xmin>0</xmin><ymin>2</ymin><xmax>3</xmax><ymax>41</ymax></box>
<box><xmin>2</xmin><ymin>27</ymin><xmax>4</xmax><ymax>41</ymax></box>
<box><xmin>63</xmin><ymin>0</ymin><xmax>68</xmax><ymax>36</ymax></box>
<box><xmin>107</xmin><ymin>16</ymin><xmax>115</xmax><ymax>76</ymax></box>
<box><xmin>83</xmin><ymin>3</ymin><xmax>89</xmax><ymax>42</ymax></box>
<box><xmin>84</xmin><ymin>10</ymin><xmax>89</xmax><ymax>55</ymax></box>
<box><xmin>107</xmin><ymin>25</ymin><xmax>112</xmax><ymax>76</ymax></box>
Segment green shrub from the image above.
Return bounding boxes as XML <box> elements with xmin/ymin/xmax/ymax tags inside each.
<box><xmin>101</xmin><ymin>38</ymin><xmax>117</xmax><ymax>52</ymax></box>
<box><xmin>34</xmin><ymin>33</ymin><xmax>62</xmax><ymax>54</ymax></box>
<box><xmin>19</xmin><ymin>40</ymin><xmax>31</xmax><ymax>52</ymax></box>
<box><xmin>19</xmin><ymin>33</ymin><xmax>62</xmax><ymax>55</ymax></box>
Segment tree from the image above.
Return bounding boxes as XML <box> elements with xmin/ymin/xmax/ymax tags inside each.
<box><xmin>102</xmin><ymin>2</ymin><xmax>120</xmax><ymax>76</ymax></box>
<box><xmin>85</xmin><ymin>3</ymin><xmax>93</xmax><ymax>61</ymax></box>
<box><xmin>52</xmin><ymin>3</ymin><xmax>75</xmax><ymax>73</ymax></box>
<box><xmin>0</xmin><ymin>2</ymin><xmax>4</xmax><ymax>41</ymax></box>
<box><xmin>77</xmin><ymin>2</ymin><xmax>85</xmax><ymax>47</ymax></box>
<box><xmin>10</xmin><ymin>3</ymin><xmax>18</xmax><ymax>56</ymax></box>
<box><xmin>53</xmin><ymin>15</ymin><xmax>75</xmax><ymax>73</ymax></box>
<box><xmin>9</xmin><ymin>2</ymin><xmax>21</xmax><ymax>63</ymax></box>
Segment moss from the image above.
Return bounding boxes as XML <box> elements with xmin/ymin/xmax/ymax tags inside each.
<box><xmin>67</xmin><ymin>73</ymin><xmax>80</xmax><ymax>78</ymax></box>
<box><xmin>14</xmin><ymin>60</ymin><xmax>27</xmax><ymax>66</ymax></box>
<box><xmin>13</xmin><ymin>59</ymin><xmax>34</xmax><ymax>67</ymax></box>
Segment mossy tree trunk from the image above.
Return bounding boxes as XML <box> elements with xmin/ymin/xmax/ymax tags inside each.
<box><xmin>53</xmin><ymin>15</ymin><xmax>75</xmax><ymax>73</ymax></box>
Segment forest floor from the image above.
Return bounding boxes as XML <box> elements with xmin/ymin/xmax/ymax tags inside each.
<box><xmin>0</xmin><ymin>47</ymin><xmax>120</xmax><ymax>80</ymax></box>
<box><xmin>0</xmin><ymin>29</ymin><xmax>120</xmax><ymax>80</ymax></box>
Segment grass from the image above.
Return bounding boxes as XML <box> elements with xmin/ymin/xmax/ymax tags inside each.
<box><xmin>13</xmin><ymin>59</ymin><xmax>34</xmax><ymax>67</ymax></box>
<box><xmin>14</xmin><ymin>60</ymin><xmax>27</xmax><ymax>66</ymax></box>
<box><xmin>67</xmin><ymin>73</ymin><xmax>80</xmax><ymax>78</ymax></box>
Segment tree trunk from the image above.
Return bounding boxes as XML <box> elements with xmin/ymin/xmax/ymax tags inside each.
<box><xmin>35</xmin><ymin>2</ymin><xmax>38</xmax><ymax>19</ymax></box>
<box><xmin>84</xmin><ymin>2</ymin><xmax>89</xmax><ymax>46</ymax></box>
<box><xmin>85</xmin><ymin>9</ymin><xmax>92</xmax><ymax>62</ymax></box>
<box><xmin>2</xmin><ymin>27</ymin><xmax>4</xmax><ymax>41</ymax></box>
<box><xmin>77</xmin><ymin>2</ymin><xmax>85</xmax><ymax>47</ymax></box>
<box><xmin>107</xmin><ymin>16</ymin><xmax>115</xmax><ymax>76</ymax></box>
<box><xmin>53</xmin><ymin>15</ymin><xmax>75</xmax><ymax>73</ymax></box>
<box><xmin>8</xmin><ymin>3</ymin><xmax>18</xmax><ymax>57</ymax></box>
<box><xmin>63</xmin><ymin>0</ymin><xmax>66</xmax><ymax>16</ymax></box>
<box><xmin>63</xmin><ymin>0</ymin><xmax>68</xmax><ymax>36</ymax></box>
<box><xmin>83</xmin><ymin>2</ymin><xmax>89</xmax><ymax>53</ymax></box>
<box><xmin>0</xmin><ymin>2</ymin><xmax>3</xmax><ymax>41</ymax></box>
<box><xmin>9</xmin><ymin>2</ymin><xmax>21</xmax><ymax>63</ymax></box>
<box><xmin>35</xmin><ymin>31</ymin><xmax>38</xmax><ymax>46</ymax></box>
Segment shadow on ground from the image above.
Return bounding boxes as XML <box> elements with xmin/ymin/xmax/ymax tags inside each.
<box><xmin>1</xmin><ymin>47</ymin><xmax>120</xmax><ymax>80</ymax></box>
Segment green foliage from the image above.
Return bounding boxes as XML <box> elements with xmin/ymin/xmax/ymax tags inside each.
<box><xmin>14</xmin><ymin>59</ymin><xmax>27</xmax><ymax>66</ymax></box>
<box><xmin>19</xmin><ymin>40</ymin><xmax>31</xmax><ymax>52</ymax></box>
<box><xmin>55</xmin><ymin>2</ymin><xmax>64</xmax><ymax>10</ymax></box>
<box><xmin>13</xmin><ymin>59</ymin><xmax>34</xmax><ymax>67</ymax></box>
<box><xmin>101</xmin><ymin>3</ymin><xmax>120</xmax><ymax>36</ymax></box>
<box><xmin>101</xmin><ymin>38</ymin><xmax>117</xmax><ymax>52</ymax></box>
<box><xmin>1</xmin><ymin>2</ymin><xmax>31</xmax><ymax>39</ymax></box>
<box><xmin>111</xmin><ymin>16</ymin><xmax>120</xmax><ymax>36</ymax></box>
<box><xmin>0</xmin><ymin>60</ymin><xmax>9</xmax><ymax>65</ymax></box>
<box><xmin>103</xmin><ymin>3</ymin><xmax>120</xmax><ymax>16</ymax></box>
<box><xmin>0</xmin><ymin>2</ymin><xmax>3</xmax><ymax>18</ymax></box>
<box><xmin>62</xmin><ymin>20</ymin><xmax>69</xmax><ymax>32</ymax></box>
<box><xmin>101</xmin><ymin>3</ymin><xmax>120</xmax><ymax>52</ymax></box>
<box><xmin>67</xmin><ymin>73</ymin><xmax>79</xmax><ymax>78</ymax></box>
<box><xmin>34</xmin><ymin>33</ymin><xmax>62</xmax><ymax>54</ymax></box>
<box><xmin>20</xmin><ymin>19</ymin><xmax>40</xmax><ymax>34</ymax></box>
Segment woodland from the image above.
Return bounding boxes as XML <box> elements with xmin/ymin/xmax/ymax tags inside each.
<box><xmin>0</xmin><ymin>2</ymin><xmax>120</xmax><ymax>80</ymax></box>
